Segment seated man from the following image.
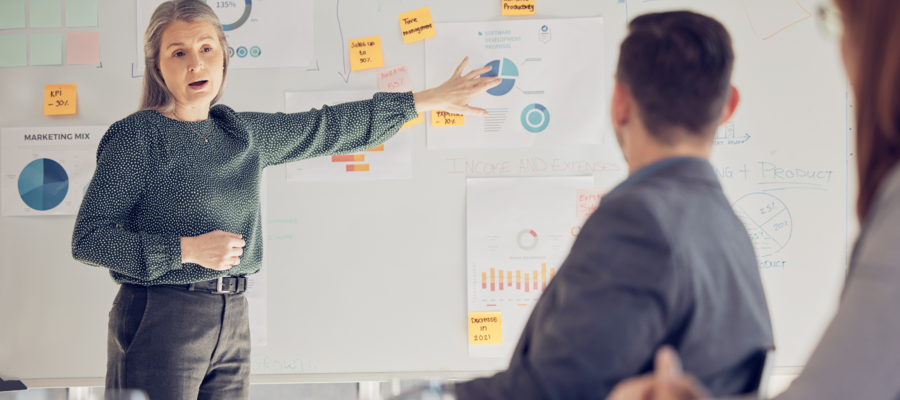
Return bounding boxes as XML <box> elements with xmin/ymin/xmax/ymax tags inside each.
<box><xmin>454</xmin><ymin>11</ymin><xmax>774</xmax><ymax>400</ymax></box>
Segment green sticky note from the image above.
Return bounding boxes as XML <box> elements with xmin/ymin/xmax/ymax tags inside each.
<box><xmin>66</xmin><ymin>0</ymin><xmax>97</xmax><ymax>27</ymax></box>
<box><xmin>29</xmin><ymin>0</ymin><xmax>61</xmax><ymax>28</ymax></box>
<box><xmin>31</xmin><ymin>32</ymin><xmax>62</xmax><ymax>65</ymax></box>
<box><xmin>0</xmin><ymin>34</ymin><xmax>27</xmax><ymax>67</ymax></box>
<box><xmin>0</xmin><ymin>0</ymin><xmax>27</xmax><ymax>29</ymax></box>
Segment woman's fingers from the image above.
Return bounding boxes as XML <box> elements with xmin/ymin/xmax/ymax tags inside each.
<box><xmin>452</xmin><ymin>57</ymin><xmax>470</xmax><ymax>78</ymax></box>
<box><xmin>654</xmin><ymin>346</ymin><xmax>684</xmax><ymax>380</ymax></box>
<box><xmin>456</xmin><ymin>105</ymin><xmax>490</xmax><ymax>116</ymax></box>
<box><xmin>605</xmin><ymin>376</ymin><xmax>654</xmax><ymax>400</ymax></box>
<box><xmin>463</xmin><ymin>65</ymin><xmax>494</xmax><ymax>80</ymax></box>
<box><xmin>475</xmin><ymin>77</ymin><xmax>503</xmax><ymax>90</ymax></box>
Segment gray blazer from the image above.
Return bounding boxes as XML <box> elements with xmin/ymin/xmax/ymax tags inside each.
<box><xmin>456</xmin><ymin>157</ymin><xmax>774</xmax><ymax>400</ymax></box>
<box><xmin>759</xmin><ymin>163</ymin><xmax>900</xmax><ymax>400</ymax></box>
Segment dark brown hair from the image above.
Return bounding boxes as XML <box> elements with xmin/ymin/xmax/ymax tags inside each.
<box><xmin>616</xmin><ymin>11</ymin><xmax>734</xmax><ymax>143</ymax></box>
<box><xmin>835</xmin><ymin>1</ymin><xmax>900</xmax><ymax>221</ymax></box>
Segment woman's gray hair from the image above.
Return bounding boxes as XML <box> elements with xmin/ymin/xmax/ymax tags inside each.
<box><xmin>139</xmin><ymin>0</ymin><xmax>229</xmax><ymax>113</ymax></box>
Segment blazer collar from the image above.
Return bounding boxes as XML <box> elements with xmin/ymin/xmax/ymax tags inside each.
<box><xmin>610</xmin><ymin>157</ymin><xmax>719</xmax><ymax>195</ymax></box>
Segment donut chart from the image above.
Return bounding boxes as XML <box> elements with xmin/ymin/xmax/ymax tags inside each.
<box><xmin>521</xmin><ymin>103</ymin><xmax>550</xmax><ymax>133</ymax></box>
<box><xmin>221</xmin><ymin>0</ymin><xmax>252</xmax><ymax>31</ymax></box>
<box><xmin>18</xmin><ymin>158</ymin><xmax>69</xmax><ymax>211</ymax></box>
<box><xmin>516</xmin><ymin>229</ymin><xmax>539</xmax><ymax>250</ymax></box>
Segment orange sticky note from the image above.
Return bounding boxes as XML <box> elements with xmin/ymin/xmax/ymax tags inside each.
<box><xmin>469</xmin><ymin>312</ymin><xmax>502</xmax><ymax>344</ymax></box>
<box><xmin>576</xmin><ymin>188</ymin><xmax>605</xmax><ymax>222</ymax></box>
<box><xmin>502</xmin><ymin>0</ymin><xmax>535</xmax><ymax>15</ymax></box>
<box><xmin>349</xmin><ymin>36</ymin><xmax>384</xmax><ymax>71</ymax></box>
<box><xmin>398</xmin><ymin>6</ymin><xmax>436</xmax><ymax>44</ymax></box>
<box><xmin>43</xmin><ymin>84</ymin><xmax>76</xmax><ymax>115</ymax></box>
<box><xmin>431</xmin><ymin>110</ymin><xmax>464</xmax><ymax>126</ymax></box>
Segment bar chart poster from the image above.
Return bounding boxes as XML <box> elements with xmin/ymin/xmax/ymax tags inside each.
<box><xmin>1</xmin><ymin>127</ymin><xmax>105</xmax><ymax>216</ymax></box>
<box><xmin>283</xmin><ymin>91</ymin><xmax>412</xmax><ymax>182</ymax></box>
<box><xmin>466</xmin><ymin>176</ymin><xmax>594</xmax><ymax>357</ymax></box>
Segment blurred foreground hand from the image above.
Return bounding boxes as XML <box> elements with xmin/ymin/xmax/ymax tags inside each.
<box><xmin>606</xmin><ymin>346</ymin><xmax>711</xmax><ymax>400</ymax></box>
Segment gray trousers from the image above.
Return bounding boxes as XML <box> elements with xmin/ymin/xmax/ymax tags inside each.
<box><xmin>107</xmin><ymin>283</ymin><xmax>251</xmax><ymax>400</ymax></box>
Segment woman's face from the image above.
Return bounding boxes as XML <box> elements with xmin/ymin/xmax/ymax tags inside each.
<box><xmin>157</xmin><ymin>20</ymin><xmax>224</xmax><ymax>111</ymax></box>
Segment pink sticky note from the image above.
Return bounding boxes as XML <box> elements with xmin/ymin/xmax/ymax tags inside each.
<box><xmin>576</xmin><ymin>188</ymin><xmax>606</xmax><ymax>222</ymax></box>
<box><xmin>66</xmin><ymin>32</ymin><xmax>99</xmax><ymax>65</ymax></box>
<box><xmin>377</xmin><ymin>64</ymin><xmax>415</xmax><ymax>93</ymax></box>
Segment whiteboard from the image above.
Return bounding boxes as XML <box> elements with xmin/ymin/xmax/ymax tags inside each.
<box><xmin>0</xmin><ymin>0</ymin><xmax>852</xmax><ymax>387</ymax></box>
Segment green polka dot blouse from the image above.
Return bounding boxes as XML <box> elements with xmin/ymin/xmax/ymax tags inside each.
<box><xmin>72</xmin><ymin>92</ymin><xmax>417</xmax><ymax>286</ymax></box>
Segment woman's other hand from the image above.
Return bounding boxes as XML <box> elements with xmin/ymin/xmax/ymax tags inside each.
<box><xmin>413</xmin><ymin>57</ymin><xmax>503</xmax><ymax>116</ymax></box>
<box><xmin>606</xmin><ymin>346</ymin><xmax>710</xmax><ymax>400</ymax></box>
<box><xmin>181</xmin><ymin>230</ymin><xmax>246</xmax><ymax>271</ymax></box>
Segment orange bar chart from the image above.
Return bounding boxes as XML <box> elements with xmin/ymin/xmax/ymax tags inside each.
<box><xmin>541</xmin><ymin>263</ymin><xmax>547</xmax><ymax>291</ymax></box>
<box><xmin>364</xmin><ymin>144</ymin><xmax>385</xmax><ymax>152</ymax></box>
<box><xmin>346</xmin><ymin>164</ymin><xmax>370</xmax><ymax>172</ymax></box>
<box><xmin>480</xmin><ymin>264</ymin><xmax>558</xmax><ymax>293</ymax></box>
<box><xmin>490</xmin><ymin>268</ymin><xmax>495</xmax><ymax>291</ymax></box>
<box><xmin>332</xmin><ymin>154</ymin><xmax>365</xmax><ymax>162</ymax></box>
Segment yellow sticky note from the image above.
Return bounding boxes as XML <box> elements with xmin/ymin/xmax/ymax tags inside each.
<box><xmin>349</xmin><ymin>36</ymin><xmax>384</xmax><ymax>71</ymax></box>
<box><xmin>431</xmin><ymin>110</ymin><xmax>464</xmax><ymax>126</ymax></box>
<box><xmin>401</xmin><ymin>113</ymin><xmax>424</xmax><ymax>129</ymax></box>
<box><xmin>398</xmin><ymin>6</ymin><xmax>436</xmax><ymax>44</ymax></box>
<box><xmin>469</xmin><ymin>312</ymin><xmax>502</xmax><ymax>344</ymax></box>
<box><xmin>502</xmin><ymin>0</ymin><xmax>535</xmax><ymax>15</ymax></box>
<box><xmin>43</xmin><ymin>84</ymin><xmax>77</xmax><ymax>115</ymax></box>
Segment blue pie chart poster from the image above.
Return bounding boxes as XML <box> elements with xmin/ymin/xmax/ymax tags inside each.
<box><xmin>18</xmin><ymin>158</ymin><xmax>69</xmax><ymax>211</ymax></box>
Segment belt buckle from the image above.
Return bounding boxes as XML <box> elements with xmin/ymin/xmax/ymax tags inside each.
<box><xmin>214</xmin><ymin>276</ymin><xmax>230</xmax><ymax>294</ymax></box>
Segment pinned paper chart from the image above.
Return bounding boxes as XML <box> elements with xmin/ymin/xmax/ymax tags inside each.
<box><xmin>425</xmin><ymin>18</ymin><xmax>603</xmax><ymax>148</ymax></box>
<box><xmin>1</xmin><ymin>126</ymin><xmax>105</xmax><ymax>216</ymax></box>
<box><xmin>467</xmin><ymin>176</ymin><xmax>594</xmax><ymax>357</ymax></box>
<box><xmin>135</xmin><ymin>0</ymin><xmax>313</xmax><ymax>71</ymax></box>
<box><xmin>740</xmin><ymin>0</ymin><xmax>812</xmax><ymax>40</ymax></box>
<box><xmin>283</xmin><ymin>91</ymin><xmax>412</xmax><ymax>181</ymax></box>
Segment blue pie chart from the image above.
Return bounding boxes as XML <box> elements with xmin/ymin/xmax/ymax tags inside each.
<box><xmin>481</xmin><ymin>58</ymin><xmax>518</xmax><ymax>96</ymax></box>
<box><xmin>18</xmin><ymin>158</ymin><xmax>69</xmax><ymax>211</ymax></box>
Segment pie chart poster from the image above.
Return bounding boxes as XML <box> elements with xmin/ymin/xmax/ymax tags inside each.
<box><xmin>1</xmin><ymin>127</ymin><xmax>105</xmax><ymax>216</ymax></box>
<box><xmin>135</xmin><ymin>0</ymin><xmax>313</xmax><ymax>72</ymax></box>
<box><xmin>425</xmin><ymin>18</ymin><xmax>604</xmax><ymax>149</ymax></box>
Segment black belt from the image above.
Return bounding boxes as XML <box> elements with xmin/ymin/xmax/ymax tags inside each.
<box><xmin>189</xmin><ymin>277</ymin><xmax>247</xmax><ymax>294</ymax></box>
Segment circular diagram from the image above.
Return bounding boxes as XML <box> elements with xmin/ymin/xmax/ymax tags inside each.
<box><xmin>516</xmin><ymin>229</ymin><xmax>539</xmax><ymax>250</ymax></box>
<box><xmin>481</xmin><ymin>58</ymin><xmax>518</xmax><ymax>96</ymax></box>
<box><xmin>521</xmin><ymin>103</ymin><xmax>550</xmax><ymax>132</ymax></box>
<box><xmin>219</xmin><ymin>0</ymin><xmax>252</xmax><ymax>31</ymax></box>
<box><xmin>732</xmin><ymin>193</ymin><xmax>792</xmax><ymax>257</ymax></box>
<box><xmin>18</xmin><ymin>158</ymin><xmax>69</xmax><ymax>211</ymax></box>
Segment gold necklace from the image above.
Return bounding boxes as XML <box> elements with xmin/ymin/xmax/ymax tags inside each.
<box><xmin>175</xmin><ymin>111</ymin><xmax>214</xmax><ymax>143</ymax></box>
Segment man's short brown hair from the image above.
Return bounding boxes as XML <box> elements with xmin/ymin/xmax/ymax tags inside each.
<box><xmin>616</xmin><ymin>11</ymin><xmax>735</xmax><ymax>143</ymax></box>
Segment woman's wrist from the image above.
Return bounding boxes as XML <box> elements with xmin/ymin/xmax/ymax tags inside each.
<box><xmin>180</xmin><ymin>237</ymin><xmax>193</xmax><ymax>264</ymax></box>
<box><xmin>413</xmin><ymin>90</ymin><xmax>438</xmax><ymax>113</ymax></box>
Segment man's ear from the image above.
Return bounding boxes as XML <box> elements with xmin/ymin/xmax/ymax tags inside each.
<box><xmin>718</xmin><ymin>85</ymin><xmax>740</xmax><ymax>126</ymax></box>
<box><xmin>611</xmin><ymin>82</ymin><xmax>632</xmax><ymax>130</ymax></box>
